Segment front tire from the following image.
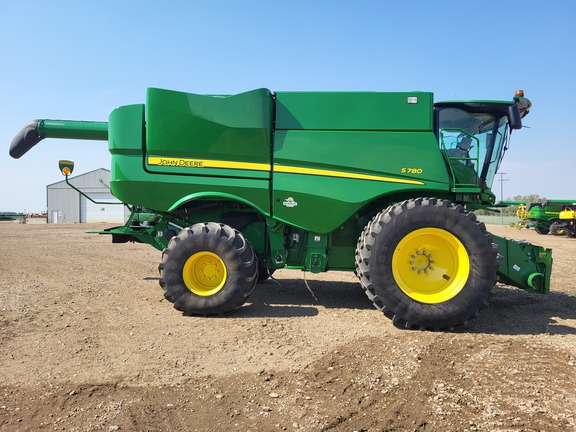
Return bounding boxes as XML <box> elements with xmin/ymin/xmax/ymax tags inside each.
<box><xmin>159</xmin><ymin>222</ymin><xmax>258</xmax><ymax>316</ymax></box>
<box><xmin>550</xmin><ymin>222</ymin><xmax>566</xmax><ymax>236</ymax></box>
<box><xmin>356</xmin><ymin>198</ymin><xmax>497</xmax><ymax>330</ymax></box>
<box><xmin>534</xmin><ymin>225</ymin><xmax>549</xmax><ymax>235</ymax></box>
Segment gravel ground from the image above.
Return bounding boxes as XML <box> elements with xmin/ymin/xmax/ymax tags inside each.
<box><xmin>0</xmin><ymin>221</ymin><xmax>574</xmax><ymax>431</ymax></box>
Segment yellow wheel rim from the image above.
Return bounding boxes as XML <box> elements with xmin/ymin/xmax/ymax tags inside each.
<box><xmin>182</xmin><ymin>251</ymin><xmax>227</xmax><ymax>296</ymax></box>
<box><xmin>392</xmin><ymin>228</ymin><xmax>470</xmax><ymax>304</ymax></box>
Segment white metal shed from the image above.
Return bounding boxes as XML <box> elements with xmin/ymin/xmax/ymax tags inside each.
<box><xmin>46</xmin><ymin>168</ymin><xmax>128</xmax><ymax>224</ymax></box>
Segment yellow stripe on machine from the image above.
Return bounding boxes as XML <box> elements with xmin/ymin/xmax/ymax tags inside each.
<box><xmin>147</xmin><ymin>156</ymin><xmax>424</xmax><ymax>186</ymax></box>
<box><xmin>147</xmin><ymin>156</ymin><xmax>270</xmax><ymax>172</ymax></box>
<box><xmin>274</xmin><ymin>165</ymin><xmax>425</xmax><ymax>185</ymax></box>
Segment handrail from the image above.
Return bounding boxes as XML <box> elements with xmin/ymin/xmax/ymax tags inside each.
<box><xmin>64</xmin><ymin>175</ymin><xmax>125</xmax><ymax>206</ymax></box>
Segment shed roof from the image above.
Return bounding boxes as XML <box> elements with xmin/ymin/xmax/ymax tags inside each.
<box><xmin>46</xmin><ymin>168</ymin><xmax>110</xmax><ymax>188</ymax></box>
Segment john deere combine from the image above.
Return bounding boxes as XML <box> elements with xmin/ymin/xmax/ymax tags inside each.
<box><xmin>10</xmin><ymin>88</ymin><xmax>552</xmax><ymax>329</ymax></box>
<box><xmin>503</xmin><ymin>199</ymin><xmax>576</xmax><ymax>235</ymax></box>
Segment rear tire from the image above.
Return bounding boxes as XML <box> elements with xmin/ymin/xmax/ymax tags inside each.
<box><xmin>550</xmin><ymin>223</ymin><xmax>566</xmax><ymax>236</ymax></box>
<box><xmin>356</xmin><ymin>198</ymin><xmax>497</xmax><ymax>330</ymax></box>
<box><xmin>534</xmin><ymin>225</ymin><xmax>549</xmax><ymax>235</ymax></box>
<box><xmin>159</xmin><ymin>222</ymin><xmax>257</xmax><ymax>316</ymax></box>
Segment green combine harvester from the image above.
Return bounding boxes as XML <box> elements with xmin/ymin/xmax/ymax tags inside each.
<box><xmin>10</xmin><ymin>88</ymin><xmax>552</xmax><ymax>330</ymax></box>
<box><xmin>502</xmin><ymin>199</ymin><xmax>576</xmax><ymax>235</ymax></box>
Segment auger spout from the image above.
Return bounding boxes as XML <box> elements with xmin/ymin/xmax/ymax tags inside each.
<box><xmin>9</xmin><ymin>119</ymin><xmax>108</xmax><ymax>159</ymax></box>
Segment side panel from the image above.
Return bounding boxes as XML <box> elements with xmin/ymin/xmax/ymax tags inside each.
<box><xmin>108</xmin><ymin>102</ymin><xmax>270</xmax><ymax>214</ymax></box>
<box><xmin>145</xmin><ymin>87</ymin><xmax>273</xmax><ymax>181</ymax></box>
<box><xmin>272</xmin><ymin>130</ymin><xmax>450</xmax><ymax>233</ymax></box>
<box><xmin>275</xmin><ymin>91</ymin><xmax>433</xmax><ymax>131</ymax></box>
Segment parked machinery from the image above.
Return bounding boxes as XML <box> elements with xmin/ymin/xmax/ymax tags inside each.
<box><xmin>552</xmin><ymin>205</ymin><xmax>576</xmax><ymax>238</ymax></box>
<box><xmin>10</xmin><ymin>88</ymin><xmax>552</xmax><ymax>329</ymax></box>
<box><xmin>503</xmin><ymin>200</ymin><xmax>576</xmax><ymax>235</ymax></box>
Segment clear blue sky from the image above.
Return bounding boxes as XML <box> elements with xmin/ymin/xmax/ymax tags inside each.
<box><xmin>1</xmin><ymin>1</ymin><xmax>575</xmax><ymax>212</ymax></box>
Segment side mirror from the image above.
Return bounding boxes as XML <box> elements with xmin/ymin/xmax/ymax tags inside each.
<box><xmin>58</xmin><ymin>160</ymin><xmax>75</xmax><ymax>176</ymax></box>
<box><xmin>508</xmin><ymin>104</ymin><xmax>522</xmax><ymax>130</ymax></box>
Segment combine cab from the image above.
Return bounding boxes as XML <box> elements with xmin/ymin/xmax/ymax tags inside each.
<box><xmin>10</xmin><ymin>88</ymin><xmax>552</xmax><ymax>329</ymax></box>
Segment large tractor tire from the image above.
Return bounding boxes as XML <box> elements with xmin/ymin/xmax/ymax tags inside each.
<box><xmin>159</xmin><ymin>222</ymin><xmax>258</xmax><ymax>316</ymax></box>
<box><xmin>534</xmin><ymin>225</ymin><xmax>549</xmax><ymax>235</ymax></box>
<box><xmin>550</xmin><ymin>223</ymin><xmax>566</xmax><ymax>236</ymax></box>
<box><xmin>356</xmin><ymin>198</ymin><xmax>497</xmax><ymax>330</ymax></box>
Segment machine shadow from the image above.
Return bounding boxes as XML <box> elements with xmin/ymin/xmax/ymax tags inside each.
<box><xmin>232</xmin><ymin>277</ymin><xmax>373</xmax><ymax>319</ymax></box>
<box><xmin>468</xmin><ymin>285</ymin><xmax>576</xmax><ymax>336</ymax></box>
<box><xmin>238</xmin><ymin>282</ymin><xmax>576</xmax><ymax>335</ymax></box>
<box><xmin>145</xmin><ymin>274</ymin><xmax>576</xmax><ymax>335</ymax></box>
<box><xmin>143</xmin><ymin>274</ymin><xmax>373</xmax><ymax>319</ymax></box>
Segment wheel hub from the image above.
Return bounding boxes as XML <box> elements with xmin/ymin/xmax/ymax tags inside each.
<box><xmin>200</xmin><ymin>261</ymin><xmax>218</xmax><ymax>279</ymax></box>
<box><xmin>392</xmin><ymin>228</ymin><xmax>470</xmax><ymax>304</ymax></box>
<box><xmin>410</xmin><ymin>250</ymin><xmax>435</xmax><ymax>274</ymax></box>
<box><xmin>183</xmin><ymin>251</ymin><xmax>227</xmax><ymax>296</ymax></box>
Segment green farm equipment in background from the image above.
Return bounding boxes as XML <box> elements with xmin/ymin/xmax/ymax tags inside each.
<box><xmin>553</xmin><ymin>205</ymin><xmax>576</xmax><ymax>238</ymax></box>
<box><xmin>502</xmin><ymin>199</ymin><xmax>576</xmax><ymax>235</ymax></box>
<box><xmin>10</xmin><ymin>88</ymin><xmax>552</xmax><ymax>330</ymax></box>
<box><xmin>528</xmin><ymin>201</ymin><xmax>564</xmax><ymax>235</ymax></box>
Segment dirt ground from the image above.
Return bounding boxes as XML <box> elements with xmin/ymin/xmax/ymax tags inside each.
<box><xmin>0</xmin><ymin>221</ymin><xmax>575</xmax><ymax>432</ymax></box>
